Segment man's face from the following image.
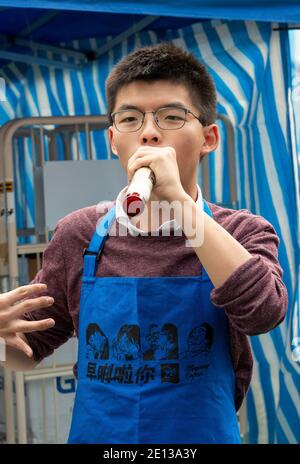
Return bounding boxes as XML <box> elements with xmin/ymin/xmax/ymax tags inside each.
<box><xmin>109</xmin><ymin>80</ymin><xmax>218</xmax><ymax>193</ymax></box>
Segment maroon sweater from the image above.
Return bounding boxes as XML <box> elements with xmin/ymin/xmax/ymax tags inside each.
<box><xmin>23</xmin><ymin>201</ymin><xmax>288</xmax><ymax>411</ymax></box>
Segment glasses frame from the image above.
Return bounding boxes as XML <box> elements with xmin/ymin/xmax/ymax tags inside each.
<box><xmin>111</xmin><ymin>106</ymin><xmax>206</xmax><ymax>132</ymax></box>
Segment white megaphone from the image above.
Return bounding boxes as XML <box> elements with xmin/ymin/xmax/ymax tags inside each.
<box><xmin>123</xmin><ymin>167</ymin><xmax>156</xmax><ymax>218</ymax></box>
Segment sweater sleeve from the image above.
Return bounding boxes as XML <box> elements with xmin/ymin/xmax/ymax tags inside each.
<box><xmin>21</xmin><ymin>220</ymin><xmax>75</xmax><ymax>363</ymax></box>
<box><xmin>210</xmin><ymin>213</ymin><xmax>288</xmax><ymax>335</ymax></box>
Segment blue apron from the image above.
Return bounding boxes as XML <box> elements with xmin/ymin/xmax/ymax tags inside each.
<box><xmin>68</xmin><ymin>201</ymin><xmax>241</xmax><ymax>444</ymax></box>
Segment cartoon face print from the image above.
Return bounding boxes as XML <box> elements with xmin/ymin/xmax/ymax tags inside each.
<box><xmin>118</xmin><ymin>333</ymin><xmax>139</xmax><ymax>358</ymax></box>
<box><xmin>188</xmin><ymin>326</ymin><xmax>207</xmax><ymax>350</ymax></box>
<box><xmin>112</xmin><ymin>324</ymin><xmax>141</xmax><ymax>361</ymax></box>
<box><xmin>145</xmin><ymin>324</ymin><xmax>161</xmax><ymax>349</ymax></box>
<box><xmin>181</xmin><ymin>323</ymin><xmax>213</xmax><ymax>360</ymax></box>
<box><xmin>156</xmin><ymin>324</ymin><xmax>178</xmax><ymax>360</ymax></box>
<box><xmin>143</xmin><ymin>323</ymin><xmax>179</xmax><ymax>361</ymax></box>
<box><xmin>89</xmin><ymin>332</ymin><xmax>105</xmax><ymax>351</ymax></box>
<box><xmin>86</xmin><ymin>323</ymin><xmax>109</xmax><ymax>360</ymax></box>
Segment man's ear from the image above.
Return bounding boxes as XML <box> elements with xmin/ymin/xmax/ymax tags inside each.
<box><xmin>109</xmin><ymin>126</ymin><xmax>119</xmax><ymax>157</ymax></box>
<box><xmin>200</xmin><ymin>124</ymin><xmax>219</xmax><ymax>161</ymax></box>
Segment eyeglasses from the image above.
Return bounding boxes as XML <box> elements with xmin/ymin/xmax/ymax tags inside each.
<box><xmin>111</xmin><ymin>106</ymin><xmax>205</xmax><ymax>132</ymax></box>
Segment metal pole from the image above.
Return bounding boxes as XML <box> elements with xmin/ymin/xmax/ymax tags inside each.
<box><xmin>4</xmin><ymin>368</ymin><xmax>15</xmax><ymax>443</ymax></box>
<box><xmin>15</xmin><ymin>371</ymin><xmax>27</xmax><ymax>443</ymax></box>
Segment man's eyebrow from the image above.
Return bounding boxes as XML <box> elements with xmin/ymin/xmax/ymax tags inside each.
<box><xmin>116</xmin><ymin>102</ymin><xmax>188</xmax><ymax>111</ymax></box>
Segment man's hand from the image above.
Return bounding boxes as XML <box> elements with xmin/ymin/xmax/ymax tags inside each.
<box><xmin>127</xmin><ymin>146</ymin><xmax>186</xmax><ymax>202</ymax></box>
<box><xmin>0</xmin><ymin>283</ymin><xmax>55</xmax><ymax>358</ymax></box>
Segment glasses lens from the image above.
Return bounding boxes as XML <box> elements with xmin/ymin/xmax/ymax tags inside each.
<box><xmin>156</xmin><ymin>107</ymin><xmax>186</xmax><ymax>129</ymax></box>
<box><xmin>114</xmin><ymin>110</ymin><xmax>143</xmax><ymax>132</ymax></box>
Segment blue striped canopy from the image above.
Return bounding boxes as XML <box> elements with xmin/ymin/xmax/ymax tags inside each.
<box><xmin>0</xmin><ymin>0</ymin><xmax>300</xmax><ymax>23</ymax></box>
<box><xmin>0</xmin><ymin>3</ymin><xmax>299</xmax><ymax>445</ymax></box>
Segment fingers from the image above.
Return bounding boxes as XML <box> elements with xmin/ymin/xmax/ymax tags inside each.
<box><xmin>127</xmin><ymin>155</ymin><xmax>153</xmax><ymax>183</ymax></box>
<box><xmin>5</xmin><ymin>295</ymin><xmax>54</xmax><ymax>321</ymax></box>
<box><xmin>127</xmin><ymin>149</ymin><xmax>154</xmax><ymax>176</ymax></box>
<box><xmin>1</xmin><ymin>283</ymin><xmax>48</xmax><ymax>308</ymax></box>
<box><xmin>129</xmin><ymin>146</ymin><xmax>176</xmax><ymax>164</ymax></box>
<box><xmin>2</xmin><ymin>318</ymin><xmax>55</xmax><ymax>335</ymax></box>
<box><xmin>127</xmin><ymin>147</ymin><xmax>177</xmax><ymax>182</ymax></box>
<box><xmin>11</xmin><ymin>319</ymin><xmax>55</xmax><ymax>333</ymax></box>
<box><xmin>5</xmin><ymin>334</ymin><xmax>33</xmax><ymax>358</ymax></box>
<box><xmin>0</xmin><ymin>284</ymin><xmax>55</xmax><ymax>359</ymax></box>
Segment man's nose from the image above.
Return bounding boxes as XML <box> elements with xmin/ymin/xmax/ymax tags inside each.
<box><xmin>140</xmin><ymin>113</ymin><xmax>161</xmax><ymax>144</ymax></box>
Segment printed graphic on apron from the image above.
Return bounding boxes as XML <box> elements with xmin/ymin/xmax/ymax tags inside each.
<box><xmin>112</xmin><ymin>324</ymin><xmax>141</xmax><ymax>361</ymax></box>
<box><xmin>180</xmin><ymin>323</ymin><xmax>213</xmax><ymax>379</ymax></box>
<box><xmin>86</xmin><ymin>323</ymin><xmax>109</xmax><ymax>360</ymax></box>
<box><xmin>85</xmin><ymin>322</ymin><xmax>213</xmax><ymax>384</ymax></box>
<box><xmin>143</xmin><ymin>323</ymin><xmax>178</xmax><ymax>360</ymax></box>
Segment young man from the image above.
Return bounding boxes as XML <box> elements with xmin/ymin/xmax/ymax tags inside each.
<box><xmin>0</xmin><ymin>43</ymin><xmax>288</xmax><ymax>444</ymax></box>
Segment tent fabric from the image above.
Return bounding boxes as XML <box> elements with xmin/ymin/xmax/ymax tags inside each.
<box><xmin>0</xmin><ymin>18</ymin><xmax>299</xmax><ymax>443</ymax></box>
<box><xmin>0</xmin><ymin>2</ymin><xmax>298</xmax><ymax>72</ymax></box>
<box><xmin>289</xmin><ymin>30</ymin><xmax>300</xmax><ymax>368</ymax></box>
<box><xmin>0</xmin><ymin>0</ymin><xmax>300</xmax><ymax>23</ymax></box>
<box><xmin>0</xmin><ymin>8</ymin><xmax>200</xmax><ymax>43</ymax></box>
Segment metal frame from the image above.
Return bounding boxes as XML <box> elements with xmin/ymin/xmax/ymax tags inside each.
<box><xmin>0</xmin><ymin>14</ymin><xmax>160</xmax><ymax>70</ymax></box>
<box><xmin>0</xmin><ymin>10</ymin><xmax>84</xmax><ymax>70</ymax></box>
<box><xmin>0</xmin><ymin>50</ymin><xmax>83</xmax><ymax>71</ymax></box>
<box><xmin>95</xmin><ymin>15</ymin><xmax>159</xmax><ymax>58</ymax></box>
<box><xmin>1</xmin><ymin>114</ymin><xmax>109</xmax><ymax>280</ymax></box>
<box><xmin>0</xmin><ymin>34</ymin><xmax>88</xmax><ymax>67</ymax></box>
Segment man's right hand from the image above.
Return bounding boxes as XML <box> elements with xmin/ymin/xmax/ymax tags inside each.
<box><xmin>0</xmin><ymin>283</ymin><xmax>55</xmax><ymax>358</ymax></box>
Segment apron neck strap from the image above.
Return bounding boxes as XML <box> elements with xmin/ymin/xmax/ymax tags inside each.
<box><xmin>82</xmin><ymin>207</ymin><xmax>116</xmax><ymax>278</ymax></box>
<box><xmin>83</xmin><ymin>200</ymin><xmax>213</xmax><ymax>280</ymax></box>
